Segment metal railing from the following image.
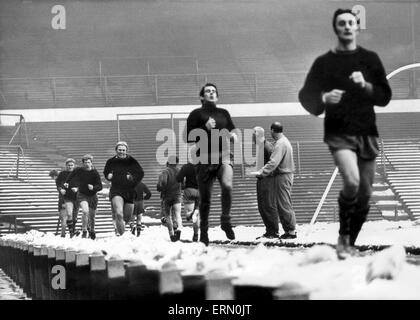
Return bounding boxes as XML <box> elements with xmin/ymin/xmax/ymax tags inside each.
<box><xmin>0</xmin><ymin>113</ymin><xmax>30</xmax><ymax>148</ymax></box>
<box><xmin>0</xmin><ymin>144</ymin><xmax>29</xmax><ymax>181</ymax></box>
<box><xmin>0</xmin><ymin>113</ymin><xmax>30</xmax><ymax>181</ymax></box>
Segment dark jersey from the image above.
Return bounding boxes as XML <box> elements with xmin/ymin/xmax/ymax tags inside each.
<box><xmin>103</xmin><ymin>155</ymin><xmax>144</xmax><ymax>190</ymax></box>
<box><xmin>157</xmin><ymin>166</ymin><xmax>181</xmax><ymax>199</ymax></box>
<box><xmin>299</xmin><ymin>46</ymin><xmax>392</xmax><ymax>137</ymax></box>
<box><xmin>186</xmin><ymin>102</ymin><xmax>236</xmax><ymax>163</ymax></box>
<box><xmin>56</xmin><ymin>170</ymin><xmax>77</xmax><ymax>201</ymax></box>
<box><xmin>67</xmin><ymin>167</ymin><xmax>103</xmax><ymax>197</ymax></box>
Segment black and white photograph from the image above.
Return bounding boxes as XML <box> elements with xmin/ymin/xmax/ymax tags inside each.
<box><xmin>0</xmin><ymin>0</ymin><xmax>420</xmax><ymax>308</ymax></box>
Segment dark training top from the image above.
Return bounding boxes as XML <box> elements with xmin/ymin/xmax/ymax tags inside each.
<box><xmin>56</xmin><ymin>170</ymin><xmax>77</xmax><ymax>201</ymax></box>
<box><xmin>157</xmin><ymin>166</ymin><xmax>182</xmax><ymax>199</ymax></box>
<box><xmin>67</xmin><ymin>167</ymin><xmax>103</xmax><ymax>197</ymax></box>
<box><xmin>298</xmin><ymin>46</ymin><xmax>392</xmax><ymax>137</ymax></box>
<box><xmin>176</xmin><ymin>163</ymin><xmax>198</xmax><ymax>189</ymax></box>
<box><xmin>103</xmin><ymin>155</ymin><xmax>144</xmax><ymax>190</ymax></box>
<box><xmin>134</xmin><ymin>182</ymin><xmax>152</xmax><ymax>201</ymax></box>
<box><xmin>186</xmin><ymin>101</ymin><xmax>235</xmax><ymax>162</ymax></box>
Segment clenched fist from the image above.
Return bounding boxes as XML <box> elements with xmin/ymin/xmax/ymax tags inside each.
<box><xmin>322</xmin><ymin>89</ymin><xmax>346</xmax><ymax>105</ymax></box>
<box><xmin>349</xmin><ymin>71</ymin><xmax>366</xmax><ymax>88</ymax></box>
<box><xmin>205</xmin><ymin>117</ymin><xmax>216</xmax><ymax>130</ymax></box>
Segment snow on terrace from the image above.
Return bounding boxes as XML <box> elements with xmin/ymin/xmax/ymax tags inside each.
<box><xmin>3</xmin><ymin>219</ymin><xmax>420</xmax><ymax>299</ymax></box>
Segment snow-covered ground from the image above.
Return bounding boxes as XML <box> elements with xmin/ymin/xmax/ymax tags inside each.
<box><xmin>2</xmin><ymin>219</ymin><xmax>420</xmax><ymax>300</ymax></box>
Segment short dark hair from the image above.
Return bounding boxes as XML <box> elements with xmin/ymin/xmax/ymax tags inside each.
<box><xmin>270</xmin><ymin>121</ymin><xmax>283</xmax><ymax>133</ymax></box>
<box><xmin>199</xmin><ymin>83</ymin><xmax>219</xmax><ymax>100</ymax></box>
<box><xmin>48</xmin><ymin>169</ymin><xmax>59</xmax><ymax>178</ymax></box>
<box><xmin>332</xmin><ymin>9</ymin><xmax>359</xmax><ymax>34</ymax></box>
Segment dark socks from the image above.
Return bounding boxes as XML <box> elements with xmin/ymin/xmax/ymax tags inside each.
<box><xmin>350</xmin><ymin>205</ymin><xmax>370</xmax><ymax>246</ymax></box>
<box><xmin>338</xmin><ymin>192</ymin><xmax>357</xmax><ymax>236</ymax></box>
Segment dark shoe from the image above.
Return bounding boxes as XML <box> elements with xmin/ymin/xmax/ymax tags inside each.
<box><xmin>130</xmin><ymin>224</ymin><xmax>136</xmax><ymax>235</ymax></box>
<box><xmin>175</xmin><ymin>230</ymin><xmax>181</xmax><ymax>241</ymax></box>
<box><xmin>199</xmin><ymin>232</ymin><xmax>209</xmax><ymax>246</ymax></box>
<box><xmin>256</xmin><ymin>232</ymin><xmax>279</xmax><ymax>240</ymax></box>
<box><xmin>170</xmin><ymin>235</ymin><xmax>177</xmax><ymax>242</ymax></box>
<box><xmin>89</xmin><ymin>231</ymin><xmax>96</xmax><ymax>240</ymax></box>
<box><xmin>279</xmin><ymin>233</ymin><xmax>297</xmax><ymax>240</ymax></box>
<box><xmin>82</xmin><ymin>231</ymin><xmax>88</xmax><ymax>239</ymax></box>
<box><xmin>221</xmin><ymin>224</ymin><xmax>235</xmax><ymax>240</ymax></box>
<box><xmin>192</xmin><ymin>233</ymin><xmax>198</xmax><ymax>242</ymax></box>
<box><xmin>136</xmin><ymin>226</ymin><xmax>141</xmax><ymax>237</ymax></box>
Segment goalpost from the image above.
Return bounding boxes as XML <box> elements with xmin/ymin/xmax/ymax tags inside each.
<box><xmin>0</xmin><ymin>113</ymin><xmax>30</xmax><ymax>181</ymax></box>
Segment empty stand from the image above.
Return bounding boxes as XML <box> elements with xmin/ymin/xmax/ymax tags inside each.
<box><xmin>2</xmin><ymin>112</ymin><xmax>420</xmax><ymax>235</ymax></box>
<box><xmin>382</xmin><ymin>139</ymin><xmax>420</xmax><ymax>218</ymax></box>
<box><xmin>1</xmin><ymin>70</ymin><xmax>417</xmax><ymax>109</ymax></box>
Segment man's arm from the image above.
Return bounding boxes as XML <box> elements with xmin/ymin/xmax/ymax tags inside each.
<box><xmin>367</xmin><ymin>53</ymin><xmax>392</xmax><ymax>106</ymax></box>
<box><xmin>56</xmin><ymin>172</ymin><xmax>65</xmax><ymax>191</ymax></box>
<box><xmin>258</xmin><ymin>141</ymin><xmax>284</xmax><ymax>177</ymax></box>
<box><xmin>224</xmin><ymin>109</ymin><xmax>235</xmax><ymax>131</ymax></box>
<box><xmin>129</xmin><ymin>158</ymin><xmax>144</xmax><ymax>185</ymax></box>
<box><xmin>103</xmin><ymin>159</ymin><xmax>113</xmax><ymax>181</ymax></box>
<box><xmin>92</xmin><ymin>170</ymin><xmax>103</xmax><ymax>192</ymax></box>
<box><xmin>298</xmin><ymin>58</ymin><xmax>326</xmax><ymax>116</ymax></box>
<box><xmin>187</xmin><ymin>109</ymin><xmax>210</xmax><ymax>143</ymax></box>
<box><xmin>143</xmin><ymin>183</ymin><xmax>152</xmax><ymax>200</ymax></box>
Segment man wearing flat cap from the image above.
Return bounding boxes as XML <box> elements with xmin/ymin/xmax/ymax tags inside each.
<box><xmin>251</xmin><ymin>121</ymin><xmax>297</xmax><ymax>239</ymax></box>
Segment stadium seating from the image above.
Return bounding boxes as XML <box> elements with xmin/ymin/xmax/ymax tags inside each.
<box><xmin>381</xmin><ymin>140</ymin><xmax>420</xmax><ymax>218</ymax></box>
<box><xmin>5</xmin><ymin>112</ymin><xmax>418</xmax><ymax>235</ymax></box>
<box><xmin>1</xmin><ymin>71</ymin><xmax>417</xmax><ymax>110</ymax></box>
